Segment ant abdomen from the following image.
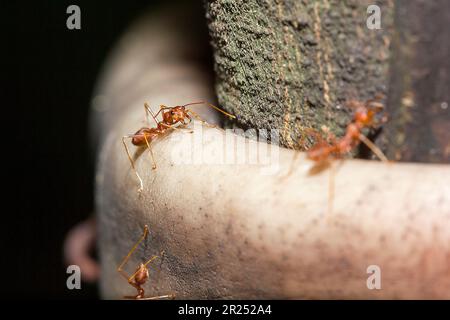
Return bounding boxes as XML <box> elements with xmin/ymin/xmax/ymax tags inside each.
<box><xmin>131</xmin><ymin>128</ymin><xmax>159</xmax><ymax>146</ymax></box>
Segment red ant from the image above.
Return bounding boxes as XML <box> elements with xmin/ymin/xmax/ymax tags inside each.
<box><xmin>117</xmin><ymin>225</ymin><xmax>174</xmax><ymax>300</ymax></box>
<box><xmin>307</xmin><ymin>95</ymin><xmax>388</xmax><ymax>165</ymax></box>
<box><xmin>305</xmin><ymin>95</ymin><xmax>389</xmax><ymax>216</ymax></box>
<box><xmin>122</xmin><ymin>101</ymin><xmax>235</xmax><ymax>191</ymax></box>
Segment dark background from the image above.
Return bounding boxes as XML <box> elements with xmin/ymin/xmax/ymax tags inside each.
<box><xmin>4</xmin><ymin>1</ymin><xmax>165</xmax><ymax>299</ymax></box>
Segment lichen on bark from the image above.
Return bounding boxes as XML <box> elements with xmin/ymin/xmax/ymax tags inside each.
<box><xmin>206</xmin><ymin>0</ymin><xmax>393</xmax><ymax>149</ymax></box>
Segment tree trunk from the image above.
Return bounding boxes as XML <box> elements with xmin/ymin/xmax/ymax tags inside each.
<box><xmin>206</xmin><ymin>0</ymin><xmax>394</xmax><ymax>149</ymax></box>
<box><xmin>206</xmin><ymin>0</ymin><xmax>450</xmax><ymax>163</ymax></box>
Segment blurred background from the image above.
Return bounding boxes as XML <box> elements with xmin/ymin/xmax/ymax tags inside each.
<box><xmin>3</xmin><ymin>0</ymin><xmax>169</xmax><ymax>299</ymax></box>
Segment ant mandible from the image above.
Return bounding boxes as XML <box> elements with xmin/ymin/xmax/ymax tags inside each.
<box><xmin>117</xmin><ymin>225</ymin><xmax>174</xmax><ymax>300</ymax></box>
<box><xmin>122</xmin><ymin>101</ymin><xmax>235</xmax><ymax>192</ymax></box>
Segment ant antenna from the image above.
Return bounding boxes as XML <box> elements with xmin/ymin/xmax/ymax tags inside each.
<box><xmin>182</xmin><ymin>101</ymin><xmax>236</xmax><ymax>119</ymax></box>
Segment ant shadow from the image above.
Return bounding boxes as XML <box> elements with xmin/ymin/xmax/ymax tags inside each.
<box><xmin>278</xmin><ymin>149</ymin><xmax>345</xmax><ymax>182</ymax></box>
<box><xmin>307</xmin><ymin>158</ymin><xmax>344</xmax><ymax>176</ymax></box>
<box><xmin>132</xmin><ymin>146</ymin><xmax>146</xmax><ymax>162</ymax></box>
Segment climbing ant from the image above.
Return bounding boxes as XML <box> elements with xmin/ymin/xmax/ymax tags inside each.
<box><xmin>117</xmin><ymin>225</ymin><xmax>174</xmax><ymax>300</ymax></box>
<box><xmin>122</xmin><ymin>101</ymin><xmax>235</xmax><ymax>191</ymax></box>
<box><xmin>307</xmin><ymin>94</ymin><xmax>388</xmax><ymax>165</ymax></box>
<box><xmin>305</xmin><ymin>95</ymin><xmax>389</xmax><ymax>216</ymax></box>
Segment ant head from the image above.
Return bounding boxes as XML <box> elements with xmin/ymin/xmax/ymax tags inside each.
<box><xmin>354</xmin><ymin>108</ymin><xmax>369</xmax><ymax>123</ymax></box>
<box><xmin>168</xmin><ymin>106</ymin><xmax>187</xmax><ymax>121</ymax></box>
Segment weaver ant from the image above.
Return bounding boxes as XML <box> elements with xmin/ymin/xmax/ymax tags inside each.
<box><xmin>117</xmin><ymin>225</ymin><xmax>174</xmax><ymax>300</ymax></box>
<box><xmin>307</xmin><ymin>95</ymin><xmax>388</xmax><ymax>165</ymax></box>
<box><xmin>285</xmin><ymin>95</ymin><xmax>389</xmax><ymax>215</ymax></box>
<box><xmin>122</xmin><ymin>101</ymin><xmax>235</xmax><ymax>191</ymax></box>
<box><xmin>304</xmin><ymin>95</ymin><xmax>389</xmax><ymax>216</ymax></box>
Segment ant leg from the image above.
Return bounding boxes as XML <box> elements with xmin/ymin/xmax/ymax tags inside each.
<box><xmin>153</xmin><ymin>105</ymin><xmax>171</xmax><ymax>119</ymax></box>
<box><xmin>117</xmin><ymin>225</ymin><xmax>150</xmax><ymax>280</ymax></box>
<box><xmin>124</xmin><ymin>281</ymin><xmax>145</xmax><ymax>300</ymax></box>
<box><xmin>142</xmin><ymin>134</ymin><xmax>157</xmax><ymax>170</ymax></box>
<box><xmin>280</xmin><ymin>151</ymin><xmax>301</xmax><ymax>181</ymax></box>
<box><xmin>144</xmin><ymin>103</ymin><xmax>159</xmax><ymax>126</ymax></box>
<box><xmin>144</xmin><ymin>104</ymin><xmax>192</xmax><ymax>131</ymax></box>
<box><xmin>327</xmin><ymin>161</ymin><xmax>336</xmax><ymax>219</ymax></box>
<box><xmin>159</xmin><ymin>122</ymin><xmax>193</xmax><ymax>133</ymax></box>
<box><xmin>129</xmin><ymin>249</ymin><xmax>166</xmax><ymax>282</ymax></box>
<box><xmin>304</xmin><ymin>127</ymin><xmax>332</xmax><ymax>146</ymax></box>
<box><xmin>128</xmin><ymin>254</ymin><xmax>159</xmax><ymax>282</ymax></box>
<box><xmin>143</xmin><ymin>254</ymin><xmax>159</xmax><ymax>268</ymax></box>
<box><xmin>358</xmin><ymin>134</ymin><xmax>388</xmax><ymax>162</ymax></box>
<box><xmin>182</xmin><ymin>101</ymin><xmax>236</xmax><ymax>119</ymax></box>
<box><xmin>139</xmin><ymin>294</ymin><xmax>175</xmax><ymax>300</ymax></box>
<box><xmin>280</xmin><ymin>130</ymin><xmax>311</xmax><ymax>180</ymax></box>
<box><xmin>122</xmin><ymin>135</ymin><xmax>144</xmax><ymax>192</ymax></box>
<box><xmin>186</xmin><ymin>109</ymin><xmax>217</xmax><ymax>128</ymax></box>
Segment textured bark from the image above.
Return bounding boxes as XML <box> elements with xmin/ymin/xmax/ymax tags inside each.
<box><xmin>206</xmin><ymin>0</ymin><xmax>394</xmax><ymax>149</ymax></box>
<box><xmin>383</xmin><ymin>0</ymin><xmax>450</xmax><ymax>163</ymax></box>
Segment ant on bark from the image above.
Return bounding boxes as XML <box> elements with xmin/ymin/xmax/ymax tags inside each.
<box><xmin>307</xmin><ymin>95</ymin><xmax>388</xmax><ymax>165</ymax></box>
<box><xmin>117</xmin><ymin>225</ymin><xmax>174</xmax><ymax>300</ymax></box>
<box><xmin>305</xmin><ymin>95</ymin><xmax>389</xmax><ymax>216</ymax></box>
<box><xmin>122</xmin><ymin>101</ymin><xmax>235</xmax><ymax>192</ymax></box>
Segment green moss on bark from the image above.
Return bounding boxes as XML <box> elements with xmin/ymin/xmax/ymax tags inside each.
<box><xmin>206</xmin><ymin>0</ymin><xmax>393</xmax><ymax>149</ymax></box>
